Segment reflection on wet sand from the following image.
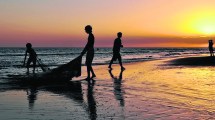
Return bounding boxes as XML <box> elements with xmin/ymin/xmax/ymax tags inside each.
<box><xmin>86</xmin><ymin>81</ymin><xmax>97</xmax><ymax>120</ymax></box>
<box><xmin>0</xmin><ymin>77</ymin><xmax>97</xmax><ymax>120</ymax></box>
<box><xmin>108</xmin><ymin>69</ymin><xmax>125</xmax><ymax>107</ymax></box>
<box><xmin>3</xmin><ymin>79</ymin><xmax>98</xmax><ymax>120</ymax></box>
<box><xmin>27</xmin><ymin>86</ymin><xmax>38</xmax><ymax>110</ymax></box>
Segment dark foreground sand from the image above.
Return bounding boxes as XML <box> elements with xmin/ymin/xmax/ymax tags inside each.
<box><xmin>0</xmin><ymin>56</ymin><xmax>215</xmax><ymax>120</ymax></box>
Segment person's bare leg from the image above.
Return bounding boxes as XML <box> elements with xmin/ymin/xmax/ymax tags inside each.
<box><xmin>109</xmin><ymin>57</ymin><xmax>114</xmax><ymax>69</ymax></box>
<box><xmin>118</xmin><ymin>55</ymin><xmax>125</xmax><ymax>70</ymax></box>
<box><xmin>85</xmin><ymin>65</ymin><xmax>91</xmax><ymax>80</ymax></box>
<box><xmin>90</xmin><ymin>66</ymin><xmax>96</xmax><ymax>78</ymax></box>
<box><xmin>27</xmin><ymin>67</ymin><xmax>29</xmax><ymax>74</ymax></box>
<box><xmin>26</xmin><ymin>64</ymin><xmax>30</xmax><ymax>74</ymax></box>
<box><xmin>33</xmin><ymin>60</ymin><xmax>36</xmax><ymax>73</ymax></box>
<box><xmin>33</xmin><ymin>67</ymin><xmax>35</xmax><ymax>73</ymax></box>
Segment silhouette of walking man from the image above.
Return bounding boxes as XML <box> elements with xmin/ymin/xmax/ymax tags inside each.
<box><xmin>81</xmin><ymin>25</ymin><xmax>96</xmax><ymax>80</ymax></box>
<box><xmin>208</xmin><ymin>39</ymin><xmax>214</xmax><ymax>57</ymax></box>
<box><xmin>108</xmin><ymin>32</ymin><xmax>125</xmax><ymax>70</ymax></box>
<box><xmin>23</xmin><ymin>43</ymin><xmax>37</xmax><ymax>73</ymax></box>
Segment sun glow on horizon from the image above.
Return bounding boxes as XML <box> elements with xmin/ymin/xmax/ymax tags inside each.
<box><xmin>1</xmin><ymin>0</ymin><xmax>215</xmax><ymax>47</ymax></box>
<box><xmin>180</xmin><ymin>10</ymin><xmax>215</xmax><ymax>37</ymax></box>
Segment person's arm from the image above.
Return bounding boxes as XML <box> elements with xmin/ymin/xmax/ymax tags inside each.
<box><xmin>34</xmin><ymin>49</ymin><xmax>37</xmax><ymax>58</ymax></box>
<box><xmin>81</xmin><ymin>34</ymin><xmax>94</xmax><ymax>56</ymax></box>
<box><xmin>81</xmin><ymin>41</ymin><xmax>89</xmax><ymax>56</ymax></box>
<box><xmin>23</xmin><ymin>50</ymin><xmax>27</xmax><ymax>66</ymax></box>
<box><xmin>120</xmin><ymin>39</ymin><xmax>123</xmax><ymax>48</ymax></box>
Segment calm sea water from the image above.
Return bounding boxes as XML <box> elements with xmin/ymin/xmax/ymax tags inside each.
<box><xmin>0</xmin><ymin>47</ymin><xmax>208</xmax><ymax>79</ymax></box>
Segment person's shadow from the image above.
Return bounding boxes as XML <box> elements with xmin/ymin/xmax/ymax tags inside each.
<box><xmin>108</xmin><ymin>69</ymin><xmax>125</xmax><ymax>107</ymax></box>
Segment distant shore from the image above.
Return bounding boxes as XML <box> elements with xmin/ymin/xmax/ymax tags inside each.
<box><xmin>169</xmin><ymin>56</ymin><xmax>215</xmax><ymax>66</ymax></box>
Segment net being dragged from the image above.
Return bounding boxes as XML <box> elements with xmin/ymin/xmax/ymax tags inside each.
<box><xmin>40</xmin><ymin>56</ymin><xmax>82</xmax><ymax>81</ymax></box>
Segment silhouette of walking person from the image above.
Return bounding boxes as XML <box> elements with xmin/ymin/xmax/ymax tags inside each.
<box><xmin>81</xmin><ymin>25</ymin><xmax>96</xmax><ymax>80</ymax></box>
<box><xmin>23</xmin><ymin>43</ymin><xmax>37</xmax><ymax>74</ymax></box>
<box><xmin>208</xmin><ymin>40</ymin><xmax>214</xmax><ymax>57</ymax></box>
<box><xmin>108</xmin><ymin>32</ymin><xmax>125</xmax><ymax>70</ymax></box>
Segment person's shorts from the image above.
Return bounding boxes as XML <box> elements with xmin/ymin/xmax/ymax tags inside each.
<box><xmin>27</xmin><ymin>57</ymin><xmax>36</xmax><ymax>67</ymax></box>
<box><xmin>112</xmin><ymin>52</ymin><xmax>121</xmax><ymax>61</ymax></box>
<box><xmin>209</xmin><ymin>48</ymin><xmax>214</xmax><ymax>52</ymax></box>
<box><xmin>86</xmin><ymin>51</ymin><xmax>94</xmax><ymax>65</ymax></box>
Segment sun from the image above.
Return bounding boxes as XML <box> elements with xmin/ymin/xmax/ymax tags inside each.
<box><xmin>180</xmin><ymin>11</ymin><xmax>215</xmax><ymax>36</ymax></box>
<box><xmin>197</xmin><ymin>23</ymin><xmax>215</xmax><ymax>35</ymax></box>
<box><xmin>194</xmin><ymin>18</ymin><xmax>215</xmax><ymax>35</ymax></box>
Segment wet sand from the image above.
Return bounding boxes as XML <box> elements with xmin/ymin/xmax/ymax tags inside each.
<box><xmin>0</xmin><ymin>56</ymin><xmax>215</xmax><ymax>120</ymax></box>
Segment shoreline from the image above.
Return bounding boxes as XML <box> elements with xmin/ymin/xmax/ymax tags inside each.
<box><xmin>91</xmin><ymin>53</ymin><xmax>209</xmax><ymax>66</ymax></box>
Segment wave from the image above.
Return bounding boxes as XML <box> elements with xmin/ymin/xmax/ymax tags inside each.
<box><xmin>0</xmin><ymin>48</ymin><xmax>209</xmax><ymax>70</ymax></box>
<box><xmin>164</xmin><ymin>53</ymin><xmax>181</xmax><ymax>56</ymax></box>
<box><xmin>0</xmin><ymin>53</ymin><xmax>81</xmax><ymax>57</ymax></box>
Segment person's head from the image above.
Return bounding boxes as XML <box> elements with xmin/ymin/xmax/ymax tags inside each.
<box><xmin>117</xmin><ymin>32</ymin><xmax>122</xmax><ymax>38</ymax></box>
<box><xmin>85</xmin><ymin>25</ymin><xmax>92</xmax><ymax>34</ymax></box>
<box><xmin>26</xmin><ymin>43</ymin><xmax>32</xmax><ymax>49</ymax></box>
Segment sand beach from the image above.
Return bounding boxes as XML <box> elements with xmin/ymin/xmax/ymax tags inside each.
<box><xmin>0</xmin><ymin>56</ymin><xmax>215</xmax><ymax>120</ymax></box>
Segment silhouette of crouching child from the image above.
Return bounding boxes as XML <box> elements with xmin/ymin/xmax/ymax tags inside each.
<box><xmin>23</xmin><ymin>43</ymin><xmax>37</xmax><ymax>73</ymax></box>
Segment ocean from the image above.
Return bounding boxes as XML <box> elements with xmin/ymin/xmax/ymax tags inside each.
<box><xmin>0</xmin><ymin>47</ymin><xmax>208</xmax><ymax>79</ymax></box>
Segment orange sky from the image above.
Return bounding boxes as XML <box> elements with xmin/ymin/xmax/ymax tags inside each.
<box><xmin>0</xmin><ymin>0</ymin><xmax>215</xmax><ymax>47</ymax></box>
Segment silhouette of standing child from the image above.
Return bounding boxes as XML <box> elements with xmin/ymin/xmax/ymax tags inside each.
<box><xmin>81</xmin><ymin>25</ymin><xmax>96</xmax><ymax>80</ymax></box>
<box><xmin>208</xmin><ymin>40</ymin><xmax>214</xmax><ymax>57</ymax></box>
<box><xmin>23</xmin><ymin>43</ymin><xmax>37</xmax><ymax>73</ymax></box>
<box><xmin>108</xmin><ymin>32</ymin><xmax>125</xmax><ymax>70</ymax></box>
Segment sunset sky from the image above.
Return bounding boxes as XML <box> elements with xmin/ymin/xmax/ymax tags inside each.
<box><xmin>1</xmin><ymin>0</ymin><xmax>215</xmax><ymax>47</ymax></box>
